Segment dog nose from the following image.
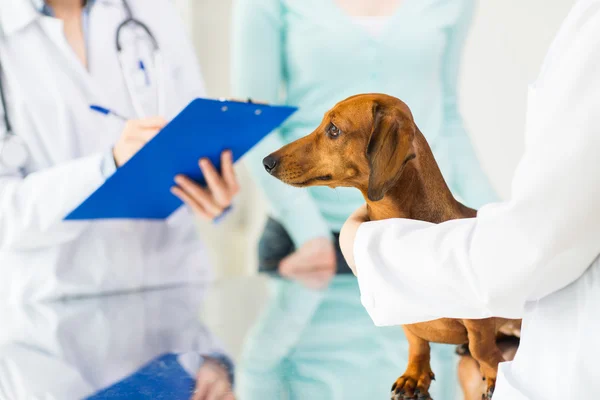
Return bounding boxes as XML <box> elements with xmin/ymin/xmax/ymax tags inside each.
<box><xmin>262</xmin><ymin>154</ymin><xmax>279</xmax><ymax>174</ymax></box>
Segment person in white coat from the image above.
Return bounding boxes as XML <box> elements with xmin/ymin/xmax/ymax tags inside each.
<box><xmin>340</xmin><ymin>0</ymin><xmax>600</xmax><ymax>398</ymax></box>
<box><xmin>0</xmin><ymin>0</ymin><xmax>239</xmax><ymax>304</ymax></box>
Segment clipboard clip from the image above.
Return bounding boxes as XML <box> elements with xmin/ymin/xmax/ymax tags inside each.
<box><xmin>246</xmin><ymin>98</ymin><xmax>263</xmax><ymax>114</ymax></box>
<box><xmin>218</xmin><ymin>98</ymin><xmax>262</xmax><ymax>115</ymax></box>
<box><xmin>217</xmin><ymin>97</ymin><xmax>254</xmax><ymax>104</ymax></box>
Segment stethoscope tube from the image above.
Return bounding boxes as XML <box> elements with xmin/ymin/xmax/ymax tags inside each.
<box><xmin>0</xmin><ymin>60</ymin><xmax>12</xmax><ymax>134</ymax></box>
<box><xmin>0</xmin><ymin>59</ymin><xmax>29</xmax><ymax>168</ymax></box>
<box><xmin>115</xmin><ymin>0</ymin><xmax>165</xmax><ymax>117</ymax></box>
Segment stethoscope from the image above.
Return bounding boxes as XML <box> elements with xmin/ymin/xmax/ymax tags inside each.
<box><xmin>117</xmin><ymin>0</ymin><xmax>166</xmax><ymax>119</ymax></box>
<box><xmin>0</xmin><ymin>0</ymin><xmax>164</xmax><ymax>169</ymax></box>
<box><xmin>0</xmin><ymin>59</ymin><xmax>28</xmax><ymax>169</ymax></box>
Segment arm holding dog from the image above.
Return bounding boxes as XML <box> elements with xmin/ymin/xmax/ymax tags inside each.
<box><xmin>348</xmin><ymin>13</ymin><xmax>600</xmax><ymax>324</ymax></box>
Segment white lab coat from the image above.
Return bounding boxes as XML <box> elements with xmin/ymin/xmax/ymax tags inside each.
<box><xmin>0</xmin><ymin>0</ymin><xmax>210</xmax><ymax>304</ymax></box>
<box><xmin>353</xmin><ymin>0</ymin><xmax>600</xmax><ymax>398</ymax></box>
<box><xmin>0</xmin><ymin>286</ymin><xmax>228</xmax><ymax>399</ymax></box>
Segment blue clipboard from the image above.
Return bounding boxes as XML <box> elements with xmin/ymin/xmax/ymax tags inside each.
<box><xmin>65</xmin><ymin>99</ymin><xmax>296</xmax><ymax>220</ymax></box>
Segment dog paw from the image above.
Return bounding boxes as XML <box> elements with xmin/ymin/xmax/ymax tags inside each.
<box><xmin>390</xmin><ymin>370</ymin><xmax>435</xmax><ymax>400</ymax></box>
<box><xmin>481</xmin><ymin>384</ymin><xmax>495</xmax><ymax>399</ymax></box>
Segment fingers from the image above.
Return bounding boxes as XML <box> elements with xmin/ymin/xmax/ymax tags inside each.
<box><xmin>283</xmin><ymin>268</ymin><xmax>334</xmax><ymax>290</ymax></box>
<box><xmin>279</xmin><ymin>257</ymin><xmax>330</xmax><ymax>275</ymax></box>
<box><xmin>207</xmin><ymin>379</ymin><xmax>233</xmax><ymax>400</ymax></box>
<box><xmin>171</xmin><ymin>186</ymin><xmax>212</xmax><ymax>220</ymax></box>
<box><xmin>198</xmin><ymin>154</ymin><xmax>238</xmax><ymax>212</ymax></box>
<box><xmin>114</xmin><ymin>117</ymin><xmax>167</xmax><ymax>167</ymax></box>
<box><xmin>340</xmin><ymin>209</ymin><xmax>366</xmax><ymax>274</ymax></box>
<box><xmin>171</xmin><ymin>183</ymin><xmax>213</xmax><ymax>220</ymax></box>
<box><xmin>192</xmin><ymin>362</ymin><xmax>233</xmax><ymax>400</ymax></box>
<box><xmin>279</xmin><ymin>256</ymin><xmax>335</xmax><ymax>290</ymax></box>
<box><xmin>167</xmin><ymin>152</ymin><xmax>238</xmax><ymax>221</ymax></box>
<box><xmin>137</xmin><ymin>116</ymin><xmax>168</xmax><ymax>129</ymax></box>
<box><xmin>279</xmin><ymin>237</ymin><xmax>336</xmax><ymax>270</ymax></box>
<box><xmin>199</xmin><ymin>159</ymin><xmax>230</xmax><ymax>207</ymax></box>
<box><xmin>125</xmin><ymin>127</ymin><xmax>161</xmax><ymax>144</ymax></box>
<box><xmin>220</xmin><ymin>151</ymin><xmax>239</xmax><ymax>195</ymax></box>
<box><xmin>138</xmin><ymin>127</ymin><xmax>162</xmax><ymax>142</ymax></box>
<box><xmin>172</xmin><ymin>175</ymin><xmax>225</xmax><ymax>219</ymax></box>
<box><xmin>349</xmin><ymin>204</ymin><xmax>369</xmax><ymax>223</ymax></box>
<box><xmin>191</xmin><ymin>376</ymin><xmax>211</xmax><ymax>400</ymax></box>
<box><xmin>280</xmin><ymin>259</ymin><xmax>335</xmax><ymax>278</ymax></box>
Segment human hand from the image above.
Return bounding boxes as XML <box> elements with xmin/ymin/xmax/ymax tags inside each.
<box><xmin>339</xmin><ymin>205</ymin><xmax>369</xmax><ymax>275</ymax></box>
<box><xmin>113</xmin><ymin>117</ymin><xmax>167</xmax><ymax>167</ymax></box>
<box><xmin>171</xmin><ymin>151</ymin><xmax>240</xmax><ymax>221</ymax></box>
<box><xmin>279</xmin><ymin>237</ymin><xmax>336</xmax><ymax>289</ymax></box>
<box><xmin>191</xmin><ymin>358</ymin><xmax>235</xmax><ymax>400</ymax></box>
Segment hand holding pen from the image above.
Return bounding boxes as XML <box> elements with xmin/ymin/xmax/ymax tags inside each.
<box><xmin>90</xmin><ymin>105</ymin><xmax>166</xmax><ymax>167</ymax></box>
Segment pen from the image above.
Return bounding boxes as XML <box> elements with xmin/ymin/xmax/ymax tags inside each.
<box><xmin>139</xmin><ymin>60</ymin><xmax>150</xmax><ymax>86</ymax></box>
<box><xmin>90</xmin><ymin>105</ymin><xmax>128</xmax><ymax>121</ymax></box>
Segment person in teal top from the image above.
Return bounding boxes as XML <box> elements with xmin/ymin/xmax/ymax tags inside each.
<box><xmin>232</xmin><ymin>0</ymin><xmax>497</xmax><ymax>256</ymax></box>
<box><xmin>232</xmin><ymin>1</ymin><xmax>495</xmax><ymax>397</ymax></box>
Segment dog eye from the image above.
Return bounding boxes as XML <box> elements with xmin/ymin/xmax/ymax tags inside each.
<box><xmin>328</xmin><ymin>123</ymin><xmax>341</xmax><ymax>138</ymax></box>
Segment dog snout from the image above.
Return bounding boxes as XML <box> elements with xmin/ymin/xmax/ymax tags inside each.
<box><xmin>262</xmin><ymin>154</ymin><xmax>279</xmax><ymax>174</ymax></box>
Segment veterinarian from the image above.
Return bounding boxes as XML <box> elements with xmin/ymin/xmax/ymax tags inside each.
<box><xmin>0</xmin><ymin>0</ymin><xmax>239</xmax><ymax>304</ymax></box>
<box><xmin>341</xmin><ymin>0</ymin><xmax>600</xmax><ymax>398</ymax></box>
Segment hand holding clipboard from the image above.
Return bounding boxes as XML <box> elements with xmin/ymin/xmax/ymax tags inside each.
<box><xmin>66</xmin><ymin>98</ymin><xmax>297</xmax><ymax>220</ymax></box>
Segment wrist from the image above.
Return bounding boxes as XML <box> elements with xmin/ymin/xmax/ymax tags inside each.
<box><xmin>101</xmin><ymin>149</ymin><xmax>118</xmax><ymax>178</ymax></box>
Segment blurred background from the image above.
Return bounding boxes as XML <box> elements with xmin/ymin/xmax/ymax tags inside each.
<box><xmin>173</xmin><ymin>0</ymin><xmax>574</xmax><ymax>280</ymax></box>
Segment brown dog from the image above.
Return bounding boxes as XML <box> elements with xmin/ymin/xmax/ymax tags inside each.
<box><xmin>262</xmin><ymin>93</ymin><xmax>520</xmax><ymax>400</ymax></box>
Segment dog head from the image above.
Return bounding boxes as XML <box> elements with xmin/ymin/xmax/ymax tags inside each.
<box><xmin>263</xmin><ymin>93</ymin><xmax>417</xmax><ymax>201</ymax></box>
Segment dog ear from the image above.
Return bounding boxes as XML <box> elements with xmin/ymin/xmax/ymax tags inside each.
<box><xmin>366</xmin><ymin>103</ymin><xmax>416</xmax><ymax>202</ymax></box>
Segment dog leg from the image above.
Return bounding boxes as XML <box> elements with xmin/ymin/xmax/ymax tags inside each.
<box><xmin>391</xmin><ymin>326</ymin><xmax>435</xmax><ymax>400</ymax></box>
<box><xmin>463</xmin><ymin>319</ymin><xmax>505</xmax><ymax>399</ymax></box>
<box><xmin>458</xmin><ymin>354</ymin><xmax>487</xmax><ymax>400</ymax></box>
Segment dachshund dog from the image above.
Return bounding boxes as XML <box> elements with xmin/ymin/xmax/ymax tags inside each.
<box><xmin>262</xmin><ymin>93</ymin><xmax>520</xmax><ymax>400</ymax></box>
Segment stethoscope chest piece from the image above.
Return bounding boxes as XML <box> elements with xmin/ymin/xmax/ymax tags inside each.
<box><xmin>0</xmin><ymin>135</ymin><xmax>29</xmax><ymax>168</ymax></box>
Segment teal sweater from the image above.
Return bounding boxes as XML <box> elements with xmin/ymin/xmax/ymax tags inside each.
<box><xmin>232</xmin><ymin>0</ymin><xmax>497</xmax><ymax>248</ymax></box>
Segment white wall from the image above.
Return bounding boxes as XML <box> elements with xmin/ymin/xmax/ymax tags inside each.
<box><xmin>177</xmin><ymin>0</ymin><xmax>575</xmax><ymax>276</ymax></box>
<box><xmin>461</xmin><ymin>0</ymin><xmax>575</xmax><ymax>198</ymax></box>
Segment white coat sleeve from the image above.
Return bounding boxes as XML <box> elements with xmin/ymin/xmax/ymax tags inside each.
<box><xmin>353</xmin><ymin>7</ymin><xmax>600</xmax><ymax>326</ymax></box>
<box><xmin>0</xmin><ymin>154</ymin><xmax>105</xmax><ymax>251</ymax></box>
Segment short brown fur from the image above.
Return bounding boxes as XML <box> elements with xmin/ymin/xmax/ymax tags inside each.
<box><xmin>263</xmin><ymin>94</ymin><xmax>520</xmax><ymax>400</ymax></box>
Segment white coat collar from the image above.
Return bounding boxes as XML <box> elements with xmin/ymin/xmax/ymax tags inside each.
<box><xmin>0</xmin><ymin>0</ymin><xmax>39</xmax><ymax>37</ymax></box>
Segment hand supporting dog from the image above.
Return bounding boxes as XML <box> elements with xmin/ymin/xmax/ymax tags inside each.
<box><xmin>339</xmin><ymin>205</ymin><xmax>368</xmax><ymax>274</ymax></box>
